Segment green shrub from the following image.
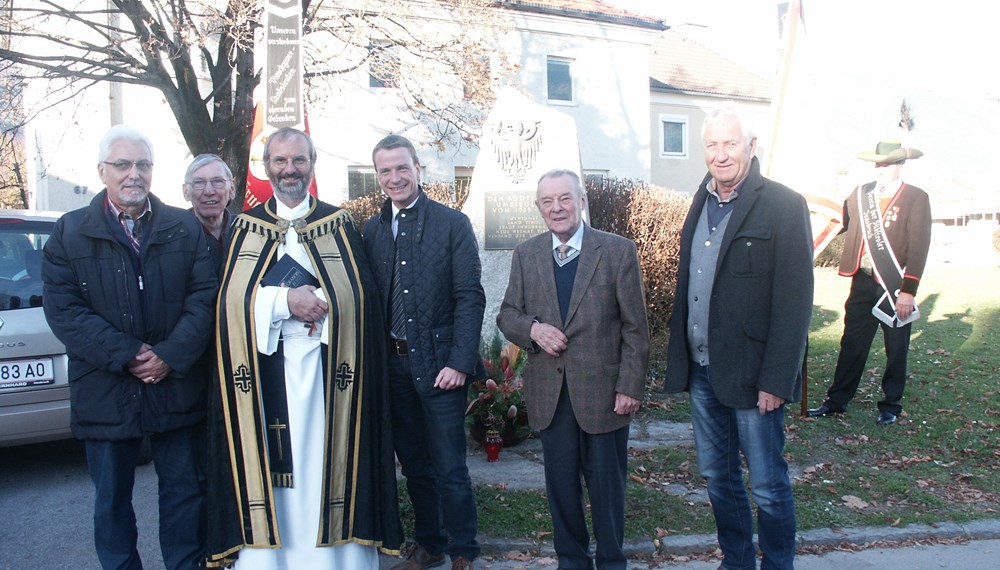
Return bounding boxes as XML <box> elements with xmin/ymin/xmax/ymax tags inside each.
<box><xmin>587</xmin><ymin>178</ymin><xmax>690</xmax><ymax>336</ymax></box>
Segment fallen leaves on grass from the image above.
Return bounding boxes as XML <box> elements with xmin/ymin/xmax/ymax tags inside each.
<box><xmin>835</xmin><ymin>435</ymin><xmax>871</xmax><ymax>446</ymax></box>
<box><xmin>841</xmin><ymin>495</ymin><xmax>871</xmax><ymax>509</ymax></box>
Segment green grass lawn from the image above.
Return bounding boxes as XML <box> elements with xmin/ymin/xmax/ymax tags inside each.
<box><xmin>464</xmin><ymin>261</ymin><xmax>1000</xmax><ymax>542</ymax></box>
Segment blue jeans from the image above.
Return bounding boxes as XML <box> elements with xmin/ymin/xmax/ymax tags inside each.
<box><xmin>85</xmin><ymin>426</ymin><xmax>205</xmax><ymax>570</ymax></box>
<box><xmin>389</xmin><ymin>354</ymin><xmax>480</xmax><ymax>561</ymax></box>
<box><xmin>689</xmin><ymin>365</ymin><xmax>796</xmax><ymax>570</ymax></box>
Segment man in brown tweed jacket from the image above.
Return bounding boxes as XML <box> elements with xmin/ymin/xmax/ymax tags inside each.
<box><xmin>497</xmin><ymin>168</ymin><xmax>650</xmax><ymax>570</ymax></box>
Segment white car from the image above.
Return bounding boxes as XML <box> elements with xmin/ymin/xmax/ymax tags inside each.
<box><xmin>0</xmin><ymin>210</ymin><xmax>70</xmax><ymax>446</ymax></box>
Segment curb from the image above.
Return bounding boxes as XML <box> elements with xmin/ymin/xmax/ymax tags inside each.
<box><xmin>473</xmin><ymin>518</ymin><xmax>1000</xmax><ymax>559</ymax></box>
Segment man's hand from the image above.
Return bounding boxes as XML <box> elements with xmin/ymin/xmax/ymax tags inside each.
<box><xmin>129</xmin><ymin>343</ymin><xmax>172</xmax><ymax>384</ymax></box>
<box><xmin>434</xmin><ymin>367</ymin><xmax>467</xmax><ymax>390</ymax></box>
<box><xmin>530</xmin><ymin>322</ymin><xmax>568</xmax><ymax>357</ymax></box>
<box><xmin>757</xmin><ymin>390</ymin><xmax>785</xmax><ymax>415</ymax></box>
<box><xmin>614</xmin><ymin>393</ymin><xmax>640</xmax><ymax>415</ymax></box>
<box><xmin>287</xmin><ymin>285</ymin><xmax>329</xmax><ymax>323</ymax></box>
<box><xmin>896</xmin><ymin>292</ymin><xmax>916</xmax><ymax>320</ymax></box>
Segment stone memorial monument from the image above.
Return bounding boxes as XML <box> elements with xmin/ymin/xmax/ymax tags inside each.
<box><xmin>462</xmin><ymin>87</ymin><xmax>585</xmax><ymax>343</ymax></box>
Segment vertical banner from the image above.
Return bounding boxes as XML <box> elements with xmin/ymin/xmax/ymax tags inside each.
<box><xmin>264</xmin><ymin>0</ymin><xmax>303</xmax><ymax>130</ymax></box>
<box><xmin>765</xmin><ymin>0</ymin><xmax>842</xmax><ymax>254</ymax></box>
<box><xmin>245</xmin><ymin>0</ymin><xmax>316</xmax><ymax>210</ymax></box>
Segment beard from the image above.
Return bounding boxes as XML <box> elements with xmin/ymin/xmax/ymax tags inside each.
<box><xmin>268</xmin><ymin>169</ymin><xmax>311</xmax><ymax>201</ymax></box>
<box><xmin>111</xmin><ymin>183</ymin><xmax>150</xmax><ymax>209</ymax></box>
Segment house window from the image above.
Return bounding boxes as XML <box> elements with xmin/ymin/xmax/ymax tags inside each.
<box><xmin>583</xmin><ymin>171</ymin><xmax>607</xmax><ymax>191</ymax></box>
<box><xmin>347</xmin><ymin>167</ymin><xmax>378</xmax><ymax>199</ymax></box>
<box><xmin>660</xmin><ymin>114</ymin><xmax>688</xmax><ymax>158</ymax></box>
<box><xmin>369</xmin><ymin>41</ymin><xmax>399</xmax><ymax>89</ymax></box>
<box><xmin>546</xmin><ymin>57</ymin><xmax>573</xmax><ymax>103</ymax></box>
<box><xmin>454</xmin><ymin>167</ymin><xmax>474</xmax><ymax>205</ymax></box>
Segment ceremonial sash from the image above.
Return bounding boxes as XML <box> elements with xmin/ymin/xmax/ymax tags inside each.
<box><xmin>857</xmin><ymin>187</ymin><xmax>919</xmax><ymax>327</ymax></box>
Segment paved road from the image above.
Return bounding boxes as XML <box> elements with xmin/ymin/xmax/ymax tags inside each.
<box><xmin>379</xmin><ymin>538</ymin><xmax>1000</xmax><ymax>569</ymax></box>
<box><xmin>3</xmin><ymin>430</ymin><xmax>999</xmax><ymax>569</ymax></box>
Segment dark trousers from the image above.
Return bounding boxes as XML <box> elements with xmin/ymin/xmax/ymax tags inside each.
<box><xmin>826</xmin><ymin>272</ymin><xmax>912</xmax><ymax>415</ymax></box>
<box><xmin>388</xmin><ymin>353</ymin><xmax>480</xmax><ymax>561</ymax></box>
<box><xmin>85</xmin><ymin>426</ymin><xmax>205</xmax><ymax>570</ymax></box>
<box><xmin>540</xmin><ymin>383</ymin><xmax>629</xmax><ymax>570</ymax></box>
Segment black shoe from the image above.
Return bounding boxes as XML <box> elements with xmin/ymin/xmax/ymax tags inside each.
<box><xmin>807</xmin><ymin>404</ymin><xmax>846</xmax><ymax>418</ymax></box>
<box><xmin>876</xmin><ymin>411</ymin><xmax>897</xmax><ymax>426</ymax></box>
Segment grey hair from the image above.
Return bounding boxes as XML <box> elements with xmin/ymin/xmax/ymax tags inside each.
<box><xmin>263</xmin><ymin>127</ymin><xmax>317</xmax><ymax>163</ymax></box>
<box><xmin>98</xmin><ymin>125</ymin><xmax>154</xmax><ymax>163</ymax></box>
<box><xmin>537</xmin><ymin>169</ymin><xmax>584</xmax><ymax>196</ymax></box>
<box><xmin>184</xmin><ymin>154</ymin><xmax>233</xmax><ymax>184</ymax></box>
<box><xmin>701</xmin><ymin>107</ymin><xmax>756</xmax><ymax>141</ymax></box>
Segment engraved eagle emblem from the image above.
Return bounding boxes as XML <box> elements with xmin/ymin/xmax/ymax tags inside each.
<box><xmin>490</xmin><ymin>119</ymin><xmax>542</xmax><ymax>183</ymax></box>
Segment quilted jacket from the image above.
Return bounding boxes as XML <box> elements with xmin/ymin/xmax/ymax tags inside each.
<box><xmin>363</xmin><ymin>191</ymin><xmax>486</xmax><ymax>393</ymax></box>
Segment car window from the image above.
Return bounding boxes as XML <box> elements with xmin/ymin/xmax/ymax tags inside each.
<box><xmin>0</xmin><ymin>220</ymin><xmax>53</xmax><ymax>311</ymax></box>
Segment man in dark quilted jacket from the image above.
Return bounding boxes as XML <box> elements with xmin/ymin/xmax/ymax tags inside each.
<box><xmin>363</xmin><ymin>135</ymin><xmax>485</xmax><ymax>570</ymax></box>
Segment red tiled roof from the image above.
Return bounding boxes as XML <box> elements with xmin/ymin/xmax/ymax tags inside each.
<box><xmin>650</xmin><ymin>30</ymin><xmax>773</xmax><ymax>101</ymax></box>
<box><xmin>498</xmin><ymin>0</ymin><xmax>667</xmax><ymax>30</ymax></box>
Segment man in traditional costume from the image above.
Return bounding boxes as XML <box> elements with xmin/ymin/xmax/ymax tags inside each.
<box><xmin>207</xmin><ymin>127</ymin><xmax>402</xmax><ymax>568</ymax></box>
<box><xmin>809</xmin><ymin>140</ymin><xmax>931</xmax><ymax>426</ymax></box>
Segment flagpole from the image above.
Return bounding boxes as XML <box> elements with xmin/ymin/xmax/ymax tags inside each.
<box><xmin>766</xmin><ymin>1</ymin><xmax>813</xmax><ymax>416</ymax></box>
<box><xmin>764</xmin><ymin>0</ymin><xmax>801</xmax><ymax>178</ymax></box>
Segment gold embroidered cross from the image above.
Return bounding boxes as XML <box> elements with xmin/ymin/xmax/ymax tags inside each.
<box><xmin>268</xmin><ymin>418</ymin><xmax>288</xmax><ymax>460</ymax></box>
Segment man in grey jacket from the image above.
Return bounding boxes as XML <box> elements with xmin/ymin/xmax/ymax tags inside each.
<box><xmin>665</xmin><ymin>109</ymin><xmax>813</xmax><ymax>570</ymax></box>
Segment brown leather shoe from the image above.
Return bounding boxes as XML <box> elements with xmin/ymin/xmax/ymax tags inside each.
<box><xmin>450</xmin><ymin>556</ymin><xmax>473</xmax><ymax>570</ymax></box>
<box><xmin>389</xmin><ymin>545</ymin><xmax>446</xmax><ymax>570</ymax></box>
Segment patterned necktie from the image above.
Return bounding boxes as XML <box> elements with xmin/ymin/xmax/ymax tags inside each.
<box><xmin>554</xmin><ymin>244</ymin><xmax>578</xmax><ymax>267</ymax></box>
<box><xmin>389</xmin><ymin>241</ymin><xmax>406</xmax><ymax>339</ymax></box>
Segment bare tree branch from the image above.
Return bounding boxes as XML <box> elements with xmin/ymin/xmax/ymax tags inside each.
<box><xmin>1</xmin><ymin>0</ymin><xmax>511</xmax><ymax>207</ymax></box>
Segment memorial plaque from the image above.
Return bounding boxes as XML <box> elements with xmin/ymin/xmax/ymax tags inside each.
<box><xmin>484</xmin><ymin>191</ymin><xmax>547</xmax><ymax>250</ymax></box>
<box><xmin>462</xmin><ymin>87</ymin><xmax>583</xmax><ymax>341</ymax></box>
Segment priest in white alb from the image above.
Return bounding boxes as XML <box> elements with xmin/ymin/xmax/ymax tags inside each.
<box><xmin>206</xmin><ymin>127</ymin><xmax>402</xmax><ymax>569</ymax></box>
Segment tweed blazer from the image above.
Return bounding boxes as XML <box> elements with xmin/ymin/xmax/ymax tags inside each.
<box><xmin>497</xmin><ymin>225</ymin><xmax>650</xmax><ymax>434</ymax></box>
<box><xmin>665</xmin><ymin>158</ymin><xmax>814</xmax><ymax>408</ymax></box>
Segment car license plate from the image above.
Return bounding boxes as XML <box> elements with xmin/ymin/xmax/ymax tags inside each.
<box><xmin>0</xmin><ymin>358</ymin><xmax>55</xmax><ymax>389</ymax></box>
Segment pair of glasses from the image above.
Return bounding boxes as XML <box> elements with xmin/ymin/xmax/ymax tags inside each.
<box><xmin>188</xmin><ymin>178</ymin><xmax>230</xmax><ymax>190</ymax></box>
<box><xmin>268</xmin><ymin>156</ymin><xmax>310</xmax><ymax>169</ymax></box>
<box><xmin>103</xmin><ymin>160</ymin><xmax>153</xmax><ymax>173</ymax></box>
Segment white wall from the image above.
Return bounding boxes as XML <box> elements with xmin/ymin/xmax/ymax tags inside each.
<box><xmin>505</xmin><ymin>10</ymin><xmax>658</xmax><ymax>181</ymax></box>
